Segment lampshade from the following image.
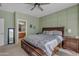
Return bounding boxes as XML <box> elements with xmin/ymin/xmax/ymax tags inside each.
<box><xmin>75</xmin><ymin>36</ymin><xmax>79</xmax><ymax>39</ymax></box>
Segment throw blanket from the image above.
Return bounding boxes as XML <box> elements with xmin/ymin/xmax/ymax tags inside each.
<box><xmin>25</xmin><ymin>34</ymin><xmax>63</xmax><ymax>56</ymax></box>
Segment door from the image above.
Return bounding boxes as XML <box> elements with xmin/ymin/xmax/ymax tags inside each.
<box><xmin>0</xmin><ymin>18</ymin><xmax>4</xmax><ymax>46</ymax></box>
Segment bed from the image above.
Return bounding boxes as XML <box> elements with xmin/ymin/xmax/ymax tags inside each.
<box><xmin>21</xmin><ymin>27</ymin><xmax>64</xmax><ymax>56</ymax></box>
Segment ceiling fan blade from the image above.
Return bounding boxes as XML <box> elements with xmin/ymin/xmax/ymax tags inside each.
<box><xmin>25</xmin><ymin>3</ymin><xmax>50</xmax><ymax>5</ymax></box>
<box><xmin>38</xmin><ymin>6</ymin><xmax>43</xmax><ymax>11</ymax></box>
<box><xmin>26</xmin><ymin>3</ymin><xmax>48</xmax><ymax>11</ymax></box>
<box><xmin>30</xmin><ymin>5</ymin><xmax>36</xmax><ymax>11</ymax></box>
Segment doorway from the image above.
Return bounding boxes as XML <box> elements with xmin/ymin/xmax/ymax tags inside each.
<box><xmin>16</xmin><ymin>19</ymin><xmax>27</xmax><ymax>44</ymax></box>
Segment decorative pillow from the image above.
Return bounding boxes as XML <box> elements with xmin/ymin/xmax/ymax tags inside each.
<box><xmin>46</xmin><ymin>31</ymin><xmax>54</xmax><ymax>35</ymax></box>
<box><xmin>53</xmin><ymin>31</ymin><xmax>62</xmax><ymax>36</ymax></box>
<box><xmin>43</xmin><ymin>30</ymin><xmax>62</xmax><ymax>36</ymax></box>
<box><xmin>43</xmin><ymin>31</ymin><xmax>53</xmax><ymax>35</ymax></box>
<box><xmin>43</xmin><ymin>31</ymin><xmax>46</xmax><ymax>34</ymax></box>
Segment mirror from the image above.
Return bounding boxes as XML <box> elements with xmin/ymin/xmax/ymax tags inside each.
<box><xmin>8</xmin><ymin>28</ymin><xmax>15</xmax><ymax>44</ymax></box>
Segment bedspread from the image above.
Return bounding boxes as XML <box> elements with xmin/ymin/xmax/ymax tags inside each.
<box><xmin>25</xmin><ymin>34</ymin><xmax>63</xmax><ymax>56</ymax></box>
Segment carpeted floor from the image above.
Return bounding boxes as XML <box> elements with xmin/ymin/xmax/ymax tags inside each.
<box><xmin>0</xmin><ymin>43</ymin><xmax>78</xmax><ymax>56</ymax></box>
<box><xmin>0</xmin><ymin>44</ymin><xmax>28</xmax><ymax>56</ymax></box>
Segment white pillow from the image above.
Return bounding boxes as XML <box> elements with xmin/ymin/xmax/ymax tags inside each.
<box><xmin>43</xmin><ymin>31</ymin><xmax>62</xmax><ymax>36</ymax></box>
<box><xmin>53</xmin><ymin>31</ymin><xmax>62</xmax><ymax>36</ymax></box>
<box><xmin>43</xmin><ymin>31</ymin><xmax>53</xmax><ymax>35</ymax></box>
<box><xmin>43</xmin><ymin>31</ymin><xmax>46</xmax><ymax>34</ymax></box>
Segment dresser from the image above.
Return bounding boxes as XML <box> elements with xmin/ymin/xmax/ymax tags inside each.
<box><xmin>63</xmin><ymin>36</ymin><xmax>79</xmax><ymax>53</ymax></box>
<box><xmin>19</xmin><ymin>32</ymin><xmax>26</xmax><ymax>39</ymax></box>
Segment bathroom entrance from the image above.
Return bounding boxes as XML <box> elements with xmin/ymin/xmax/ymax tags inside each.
<box><xmin>16</xmin><ymin>19</ymin><xmax>27</xmax><ymax>44</ymax></box>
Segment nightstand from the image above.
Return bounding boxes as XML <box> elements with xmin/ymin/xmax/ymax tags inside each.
<box><xmin>64</xmin><ymin>36</ymin><xmax>79</xmax><ymax>40</ymax></box>
<box><xmin>63</xmin><ymin>36</ymin><xmax>79</xmax><ymax>53</ymax></box>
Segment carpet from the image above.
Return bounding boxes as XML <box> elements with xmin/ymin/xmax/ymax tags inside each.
<box><xmin>0</xmin><ymin>44</ymin><xmax>28</xmax><ymax>56</ymax></box>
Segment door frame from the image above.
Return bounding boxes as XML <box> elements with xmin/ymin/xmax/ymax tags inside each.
<box><xmin>16</xmin><ymin>19</ymin><xmax>27</xmax><ymax>44</ymax></box>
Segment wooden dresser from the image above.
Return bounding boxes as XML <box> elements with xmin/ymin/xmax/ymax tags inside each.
<box><xmin>19</xmin><ymin>32</ymin><xmax>26</xmax><ymax>39</ymax></box>
<box><xmin>63</xmin><ymin>36</ymin><xmax>79</xmax><ymax>53</ymax></box>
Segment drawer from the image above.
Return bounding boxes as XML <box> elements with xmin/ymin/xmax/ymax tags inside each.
<box><xmin>63</xmin><ymin>39</ymin><xmax>79</xmax><ymax>53</ymax></box>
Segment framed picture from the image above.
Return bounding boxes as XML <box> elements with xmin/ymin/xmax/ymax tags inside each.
<box><xmin>8</xmin><ymin>28</ymin><xmax>15</xmax><ymax>44</ymax></box>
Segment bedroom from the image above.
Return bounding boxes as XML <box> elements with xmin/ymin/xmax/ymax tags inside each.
<box><xmin>0</xmin><ymin>3</ymin><xmax>79</xmax><ymax>56</ymax></box>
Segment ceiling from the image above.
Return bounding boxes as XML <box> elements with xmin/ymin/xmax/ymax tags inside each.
<box><xmin>0</xmin><ymin>3</ymin><xmax>77</xmax><ymax>18</ymax></box>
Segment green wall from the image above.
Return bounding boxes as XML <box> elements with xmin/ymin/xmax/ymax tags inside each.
<box><xmin>0</xmin><ymin>5</ymin><xmax>79</xmax><ymax>45</ymax></box>
<box><xmin>14</xmin><ymin>12</ymin><xmax>39</xmax><ymax>36</ymax></box>
<box><xmin>78</xmin><ymin>5</ymin><xmax>79</xmax><ymax>36</ymax></box>
<box><xmin>39</xmin><ymin>5</ymin><xmax>79</xmax><ymax>37</ymax></box>
<box><xmin>0</xmin><ymin>10</ymin><xmax>14</xmax><ymax>44</ymax></box>
<box><xmin>0</xmin><ymin>11</ymin><xmax>39</xmax><ymax>45</ymax></box>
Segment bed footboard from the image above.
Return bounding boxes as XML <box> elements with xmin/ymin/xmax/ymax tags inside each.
<box><xmin>21</xmin><ymin>40</ymin><xmax>46</xmax><ymax>56</ymax></box>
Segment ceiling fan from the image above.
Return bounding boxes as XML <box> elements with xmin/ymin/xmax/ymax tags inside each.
<box><xmin>27</xmin><ymin>3</ymin><xmax>50</xmax><ymax>11</ymax></box>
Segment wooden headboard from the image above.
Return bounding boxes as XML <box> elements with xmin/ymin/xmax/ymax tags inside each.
<box><xmin>42</xmin><ymin>27</ymin><xmax>64</xmax><ymax>37</ymax></box>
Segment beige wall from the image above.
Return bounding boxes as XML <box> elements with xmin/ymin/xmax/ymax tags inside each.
<box><xmin>39</xmin><ymin>5</ymin><xmax>79</xmax><ymax>37</ymax></box>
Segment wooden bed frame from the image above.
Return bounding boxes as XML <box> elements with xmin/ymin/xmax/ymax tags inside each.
<box><xmin>21</xmin><ymin>27</ymin><xmax>64</xmax><ymax>56</ymax></box>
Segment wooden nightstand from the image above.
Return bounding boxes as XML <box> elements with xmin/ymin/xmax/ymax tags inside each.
<box><xmin>63</xmin><ymin>36</ymin><xmax>79</xmax><ymax>53</ymax></box>
<box><xmin>64</xmin><ymin>36</ymin><xmax>79</xmax><ymax>40</ymax></box>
